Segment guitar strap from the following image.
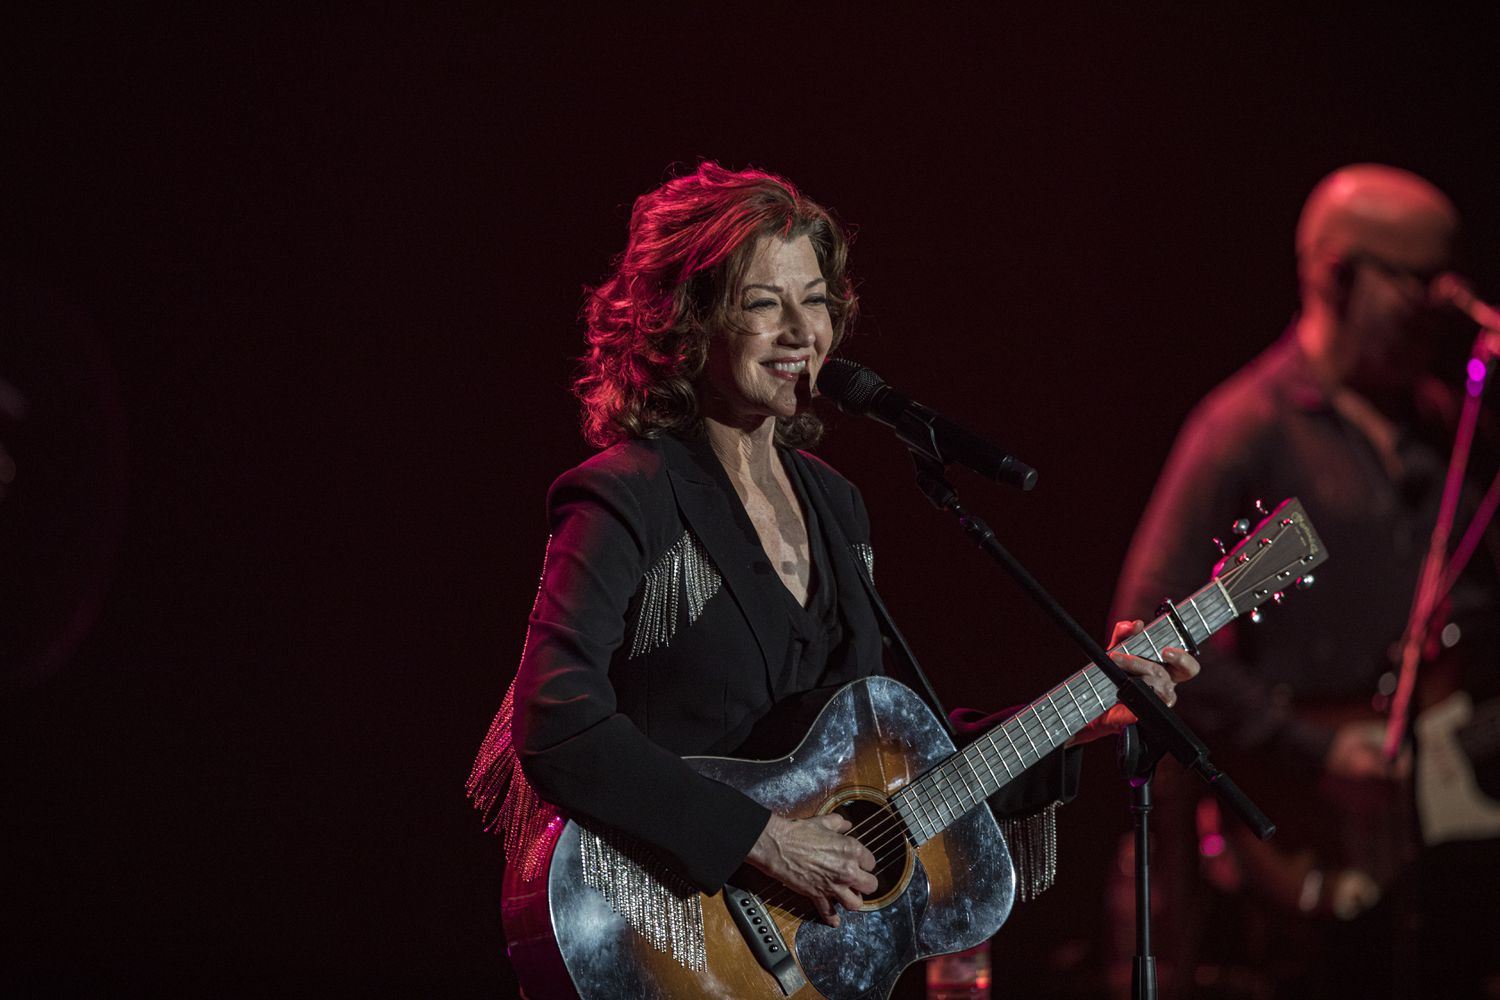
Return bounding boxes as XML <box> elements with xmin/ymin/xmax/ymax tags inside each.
<box><xmin>799</xmin><ymin>454</ymin><xmax>958</xmax><ymax>739</ymax></box>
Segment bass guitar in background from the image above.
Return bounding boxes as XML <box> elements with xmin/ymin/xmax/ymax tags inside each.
<box><xmin>1184</xmin><ymin>648</ymin><xmax>1500</xmax><ymax>923</ymax></box>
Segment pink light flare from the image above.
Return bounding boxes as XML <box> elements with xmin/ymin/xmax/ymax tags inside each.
<box><xmin>1468</xmin><ymin>357</ymin><xmax>1489</xmax><ymax>397</ymax></box>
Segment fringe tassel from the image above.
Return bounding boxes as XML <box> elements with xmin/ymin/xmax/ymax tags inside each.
<box><xmin>579</xmin><ymin>827</ymin><xmax>707</xmax><ymax>971</ymax></box>
<box><xmin>852</xmin><ymin>542</ymin><xmax>875</xmax><ymax>583</ymax></box>
<box><xmin>629</xmin><ymin>529</ymin><xmax>722</xmax><ymax>659</ymax></box>
<box><xmin>465</xmin><ymin>538</ymin><xmax>560</xmax><ymax>882</ymax></box>
<box><xmin>464</xmin><ymin>531</ymin><xmax>711</xmax><ymax>969</ymax></box>
<box><xmin>464</xmin><ymin>682</ymin><xmax>560</xmax><ymax>882</ymax></box>
<box><xmin>1000</xmin><ymin>801</ymin><xmax>1060</xmax><ymax>902</ymax></box>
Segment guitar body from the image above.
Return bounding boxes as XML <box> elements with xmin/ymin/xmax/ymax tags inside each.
<box><xmin>503</xmin><ymin>677</ymin><xmax>1017</xmax><ymax>1000</ymax></box>
<box><xmin>1416</xmin><ymin>691</ymin><xmax>1500</xmax><ymax>845</ymax></box>
<box><xmin>499</xmin><ymin>499</ymin><xmax>1328</xmax><ymax>998</ymax></box>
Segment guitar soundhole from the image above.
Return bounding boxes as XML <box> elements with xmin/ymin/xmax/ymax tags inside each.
<box><xmin>824</xmin><ymin>790</ymin><xmax>914</xmax><ymax>908</ymax></box>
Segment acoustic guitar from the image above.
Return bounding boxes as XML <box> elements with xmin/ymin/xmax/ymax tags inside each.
<box><xmin>503</xmin><ymin>498</ymin><xmax>1327</xmax><ymax>999</ymax></box>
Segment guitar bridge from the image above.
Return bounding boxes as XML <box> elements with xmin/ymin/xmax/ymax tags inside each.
<box><xmin>724</xmin><ymin>884</ymin><xmax>807</xmax><ymax>996</ymax></box>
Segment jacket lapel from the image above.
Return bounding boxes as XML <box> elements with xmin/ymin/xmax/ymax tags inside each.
<box><xmin>788</xmin><ymin>451</ymin><xmax>877</xmax><ymax>610</ymax></box>
<box><xmin>661</xmin><ymin>435</ymin><xmax>786</xmax><ymax>693</ymax></box>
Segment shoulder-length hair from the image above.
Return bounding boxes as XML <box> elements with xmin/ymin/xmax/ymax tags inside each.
<box><xmin>575</xmin><ymin>162</ymin><xmax>857</xmax><ymax>450</ymax></box>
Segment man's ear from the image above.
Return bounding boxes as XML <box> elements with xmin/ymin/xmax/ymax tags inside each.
<box><xmin>1324</xmin><ymin>253</ymin><xmax>1356</xmax><ymax>317</ymax></box>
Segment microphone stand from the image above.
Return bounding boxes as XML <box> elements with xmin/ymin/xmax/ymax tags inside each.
<box><xmin>909</xmin><ymin>451</ymin><xmax>1275</xmax><ymax>1000</ymax></box>
<box><xmin>1384</xmin><ymin>327</ymin><xmax>1500</xmax><ymax>760</ymax></box>
<box><xmin>1118</xmin><ymin>726</ymin><xmax>1157</xmax><ymax>1000</ymax></box>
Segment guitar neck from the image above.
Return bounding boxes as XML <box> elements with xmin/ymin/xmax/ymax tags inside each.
<box><xmin>894</xmin><ymin>579</ymin><xmax>1239</xmax><ymax>845</ymax></box>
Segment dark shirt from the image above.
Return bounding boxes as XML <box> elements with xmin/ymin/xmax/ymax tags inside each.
<box><xmin>773</xmin><ymin>447</ymin><xmax>853</xmax><ymax>700</ymax></box>
<box><xmin>1114</xmin><ymin>332</ymin><xmax>1500</xmax><ymax>771</ymax></box>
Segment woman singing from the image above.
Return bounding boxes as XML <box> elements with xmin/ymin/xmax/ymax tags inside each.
<box><xmin>468</xmin><ymin>162</ymin><xmax>1196</xmax><ymax>982</ymax></box>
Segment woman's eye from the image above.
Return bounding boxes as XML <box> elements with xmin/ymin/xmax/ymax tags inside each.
<box><xmin>745</xmin><ymin>299</ymin><xmax>777</xmax><ymax>311</ymax></box>
<box><xmin>804</xmin><ymin>295</ymin><xmax>828</xmax><ymax>307</ymax></box>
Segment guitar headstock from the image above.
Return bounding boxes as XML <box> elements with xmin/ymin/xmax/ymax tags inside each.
<box><xmin>1213</xmin><ymin>498</ymin><xmax>1328</xmax><ymax>617</ymax></box>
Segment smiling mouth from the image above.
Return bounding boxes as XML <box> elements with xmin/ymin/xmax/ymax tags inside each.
<box><xmin>764</xmin><ymin>359</ymin><xmax>808</xmax><ymax>381</ymax></box>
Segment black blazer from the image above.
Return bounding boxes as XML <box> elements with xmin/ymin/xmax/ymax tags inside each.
<box><xmin>513</xmin><ymin>432</ymin><xmax>1072</xmax><ymax>892</ymax></box>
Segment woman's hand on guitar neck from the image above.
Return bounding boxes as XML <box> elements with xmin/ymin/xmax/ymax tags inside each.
<box><xmin>746</xmin><ymin>813</ymin><xmax>878</xmax><ymax>927</ymax></box>
<box><xmin>1067</xmin><ymin>619</ymin><xmax>1202</xmax><ymax>746</ymax></box>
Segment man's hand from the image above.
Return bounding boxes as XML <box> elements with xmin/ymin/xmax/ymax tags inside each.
<box><xmin>1325</xmin><ymin>719</ymin><xmax>1410</xmax><ymax>782</ymax></box>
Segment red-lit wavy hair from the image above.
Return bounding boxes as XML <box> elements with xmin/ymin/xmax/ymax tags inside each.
<box><xmin>576</xmin><ymin>163</ymin><xmax>857</xmax><ymax>449</ymax></box>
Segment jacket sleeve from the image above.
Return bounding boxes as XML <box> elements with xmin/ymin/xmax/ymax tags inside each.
<box><xmin>512</xmin><ymin>461</ymin><xmax>770</xmax><ymax>893</ymax></box>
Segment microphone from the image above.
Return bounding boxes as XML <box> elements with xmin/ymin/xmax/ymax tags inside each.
<box><xmin>816</xmin><ymin>358</ymin><xmax>1038</xmax><ymax>490</ymax></box>
<box><xmin>1434</xmin><ymin>274</ymin><xmax>1500</xmax><ymax>355</ymax></box>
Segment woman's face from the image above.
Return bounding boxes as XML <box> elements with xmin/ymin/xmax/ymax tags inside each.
<box><xmin>701</xmin><ymin>233</ymin><xmax>833</xmax><ymax>428</ymax></box>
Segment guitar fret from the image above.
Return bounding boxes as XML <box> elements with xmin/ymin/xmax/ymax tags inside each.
<box><xmin>944</xmin><ymin>760</ymin><xmax>969</xmax><ymax>816</ymax></box>
<box><xmin>1000</xmin><ymin>723</ymin><xmax>1025</xmax><ymax>768</ymax></box>
<box><xmin>1152</xmin><ymin>619</ymin><xmax>1178</xmax><ymax>651</ymax></box>
<box><xmin>1185</xmin><ymin>594</ymin><xmax>1212</xmax><ymax>645</ymax></box>
<box><xmin>976</xmin><ymin>739</ymin><xmax>1004</xmax><ymax>790</ymax></box>
<box><xmin>1061</xmin><ymin>679</ymin><xmax>1084</xmax><ymax>719</ymax></box>
<box><xmin>1020</xmin><ymin>715</ymin><xmax>1041</xmax><ymax>760</ymax></box>
<box><xmin>900</xmin><ymin>537</ymin><xmax>1291</xmax><ymax>843</ymax></box>
<box><xmin>958</xmin><ymin>755</ymin><xmax>980</xmax><ymax>799</ymax></box>
<box><xmin>990</xmin><ymin>733</ymin><xmax>1016</xmax><ymax>779</ymax></box>
<box><xmin>895</xmin><ymin>790</ymin><xmax>929</xmax><ymax>843</ymax></box>
<box><xmin>1159</xmin><ymin>610</ymin><xmax>1189</xmax><ymax>651</ymax></box>
<box><xmin>1042</xmin><ymin>692</ymin><xmax>1064</xmax><ymax>742</ymax></box>
<box><xmin>935</xmin><ymin>764</ymin><xmax>962</xmax><ymax>822</ymax></box>
<box><xmin>1096</xmin><ymin>671</ymin><xmax>1117</xmax><ymax>709</ymax></box>
<box><xmin>908</xmin><ymin>797</ymin><xmax>931</xmax><ymax>843</ymax></box>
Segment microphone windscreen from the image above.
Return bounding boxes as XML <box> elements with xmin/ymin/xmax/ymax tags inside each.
<box><xmin>816</xmin><ymin>358</ymin><xmax>885</xmax><ymax>414</ymax></box>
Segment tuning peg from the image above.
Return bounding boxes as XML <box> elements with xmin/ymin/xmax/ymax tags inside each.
<box><xmin>1212</xmin><ymin>537</ymin><xmax>1227</xmax><ymax>555</ymax></box>
<box><xmin>1231</xmin><ymin>518</ymin><xmax>1251</xmax><ymax>536</ymax></box>
<box><xmin>1271</xmin><ymin>592</ymin><xmax>1285</xmax><ymax>605</ymax></box>
<box><xmin>1295</xmin><ymin>575</ymin><xmax>1315</xmax><ymax>590</ymax></box>
<box><xmin>1254</xmin><ymin>499</ymin><xmax>1269</xmax><ymax>516</ymax></box>
<box><xmin>1250</xmin><ymin>609</ymin><xmax>1263</xmax><ymax>623</ymax></box>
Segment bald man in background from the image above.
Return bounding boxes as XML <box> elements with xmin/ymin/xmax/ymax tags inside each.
<box><xmin>1113</xmin><ymin>165</ymin><xmax>1500</xmax><ymax>998</ymax></box>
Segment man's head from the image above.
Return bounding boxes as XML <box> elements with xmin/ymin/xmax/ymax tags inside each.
<box><xmin>1295</xmin><ymin>164</ymin><xmax>1459</xmax><ymax>395</ymax></box>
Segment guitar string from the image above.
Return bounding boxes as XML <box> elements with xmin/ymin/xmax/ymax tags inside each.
<box><xmin>871</xmin><ymin>537</ymin><xmax>1293</xmax><ymax>872</ymax></box>
<box><xmin>886</xmin><ymin>575</ymin><xmax>1249</xmax><ymax>850</ymax></box>
<box><xmin>751</xmin><ymin>641</ymin><xmax>1195</xmax><ymax>915</ymax></box>
<box><xmin>747</xmin><ymin>679</ymin><xmax>1104</xmax><ymax>918</ymax></box>
<box><xmin>837</xmin><ymin>571</ymin><xmax>1245</xmax><ymax>869</ymax></box>
<box><xmin>749</xmin><ymin>581</ymin><xmax>1241</xmax><ymax>915</ymax></box>
<box><xmin>743</xmin><ymin>543</ymin><xmax>1288</xmax><ymax>917</ymax></box>
<box><xmin>747</xmin><ymin>666</ymin><xmax>1125</xmax><ymax>915</ymax></box>
<box><xmin>769</xmin><ymin>529</ymin><xmax>1271</xmax><ymax>875</ymax></box>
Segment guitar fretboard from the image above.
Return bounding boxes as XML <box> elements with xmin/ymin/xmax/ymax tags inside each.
<box><xmin>892</xmin><ymin>580</ymin><xmax>1238</xmax><ymax>844</ymax></box>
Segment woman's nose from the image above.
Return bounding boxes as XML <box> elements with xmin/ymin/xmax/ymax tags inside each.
<box><xmin>781</xmin><ymin>307</ymin><xmax>816</xmax><ymax>344</ymax></box>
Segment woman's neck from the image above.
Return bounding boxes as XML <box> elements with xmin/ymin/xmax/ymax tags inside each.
<box><xmin>703</xmin><ymin>414</ymin><xmax>778</xmax><ymax>482</ymax></box>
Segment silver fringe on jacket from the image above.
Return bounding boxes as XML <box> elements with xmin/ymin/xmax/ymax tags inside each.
<box><xmin>467</xmin><ymin>531</ymin><xmax>722</xmax><ymax>968</ymax></box>
<box><xmin>628</xmin><ymin>529</ymin><xmax>722</xmax><ymax>659</ymax></box>
<box><xmin>999</xmin><ymin>801</ymin><xmax>1060</xmax><ymax>902</ymax></box>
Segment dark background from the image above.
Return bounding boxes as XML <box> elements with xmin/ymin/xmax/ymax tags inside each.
<box><xmin>5</xmin><ymin>8</ymin><xmax>1498</xmax><ymax>996</ymax></box>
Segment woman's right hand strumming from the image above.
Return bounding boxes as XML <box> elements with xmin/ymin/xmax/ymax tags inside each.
<box><xmin>746</xmin><ymin>813</ymin><xmax>878</xmax><ymax>927</ymax></box>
